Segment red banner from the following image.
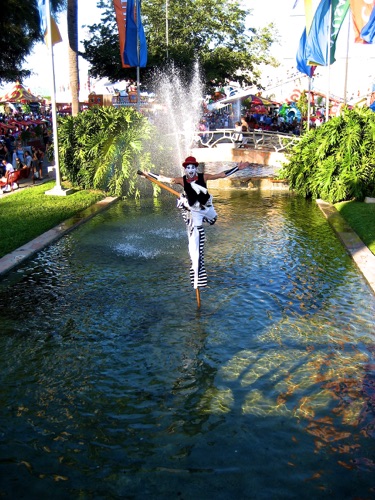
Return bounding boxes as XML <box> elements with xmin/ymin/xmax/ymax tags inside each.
<box><xmin>113</xmin><ymin>0</ymin><xmax>130</xmax><ymax>68</ymax></box>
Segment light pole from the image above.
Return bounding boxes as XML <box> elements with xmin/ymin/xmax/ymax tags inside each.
<box><xmin>44</xmin><ymin>0</ymin><xmax>72</xmax><ymax>196</ymax></box>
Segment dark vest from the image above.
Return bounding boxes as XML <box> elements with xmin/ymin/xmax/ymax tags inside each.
<box><xmin>183</xmin><ymin>173</ymin><xmax>210</xmax><ymax>207</ymax></box>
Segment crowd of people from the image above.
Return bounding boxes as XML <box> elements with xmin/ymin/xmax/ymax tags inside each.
<box><xmin>197</xmin><ymin>108</ymin><xmax>303</xmax><ymax>138</ymax></box>
<box><xmin>0</xmin><ymin>109</ymin><xmax>51</xmax><ymax>192</ymax></box>
<box><xmin>0</xmin><ymin>143</ymin><xmax>45</xmax><ymax>192</ymax></box>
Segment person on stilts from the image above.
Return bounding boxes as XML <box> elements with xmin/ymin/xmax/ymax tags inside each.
<box><xmin>146</xmin><ymin>156</ymin><xmax>250</xmax><ymax>301</ymax></box>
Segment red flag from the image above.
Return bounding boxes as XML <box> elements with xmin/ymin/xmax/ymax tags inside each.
<box><xmin>349</xmin><ymin>0</ymin><xmax>375</xmax><ymax>43</ymax></box>
<box><xmin>113</xmin><ymin>0</ymin><xmax>130</xmax><ymax>68</ymax></box>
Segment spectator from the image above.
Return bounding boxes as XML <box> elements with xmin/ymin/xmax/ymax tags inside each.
<box><xmin>234</xmin><ymin>121</ymin><xmax>249</xmax><ymax>148</ymax></box>
<box><xmin>31</xmin><ymin>146</ymin><xmax>44</xmax><ymax>183</ymax></box>
<box><xmin>15</xmin><ymin>157</ymin><xmax>23</xmax><ymax>170</ymax></box>
<box><xmin>0</xmin><ymin>140</ymin><xmax>8</xmax><ymax>163</ymax></box>
<box><xmin>1</xmin><ymin>159</ymin><xmax>15</xmax><ymax>191</ymax></box>
<box><xmin>24</xmin><ymin>150</ymin><xmax>32</xmax><ymax>169</ymax></box>
<box><xmin>4</xmin><ymin>133</ymin><xmax>15</xmax><ymax>162</ymax></box>
<box><xmin>1</xmin><ymin>159</ymin><xmax>14</xmax><ymax>179</ymax></box>
<box><xmin>43</xmin><ymin>127</ymin><xmax>51</xmax><ymax>151</ymax></box>
<box><xmin>15</xmin><ymin>143</ymin><xmax>24</xmax><ymax>163</ymax></box>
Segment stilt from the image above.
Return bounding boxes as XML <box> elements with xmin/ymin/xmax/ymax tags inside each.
<box><xmin>196</xmin><ymin>288</ymin><xmax>201</xmax><ymax>309</ymax></box>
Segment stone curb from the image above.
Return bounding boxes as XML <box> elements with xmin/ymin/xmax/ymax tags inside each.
<box><xmin>316</xmin><ymin>199</ymin><xmax>375</xmax><ymax>294</ymax></box>
<box><xmin>0</xmin><ymin>196</ymin><xmax>119</xmax><ymax>278</ymax></box>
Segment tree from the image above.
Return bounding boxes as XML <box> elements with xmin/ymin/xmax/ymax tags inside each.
<box><xmin>82</xmin><ymin>0</ymin><xmax>278</xmax><ymax>90</ymax></box>
<box><xmin>67</xmin><ymin>0</ymin><xmax>79</xmax><ymax>116</ymax></box>
<box><xmin>0</xmin><ymin>0</ymin><xmax>65</xmax><ymax>85</ymax></box>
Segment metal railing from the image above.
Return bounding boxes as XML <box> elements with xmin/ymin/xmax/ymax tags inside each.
<box><xmin>195</xmin><ymin>128</ymin><xmax>300</xmax><ymax>152</ymax></box>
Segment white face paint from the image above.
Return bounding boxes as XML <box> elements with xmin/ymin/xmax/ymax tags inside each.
<box><xmin>185</xmin><ymin>164</ymin><xmax>197</xmax><ymax>178</ymax></box>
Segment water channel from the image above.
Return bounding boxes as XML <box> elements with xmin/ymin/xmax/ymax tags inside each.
<box><xmin>0</xmin><ymin>189</ymin><xmax>374</xmax><ymax>498</ymax></box>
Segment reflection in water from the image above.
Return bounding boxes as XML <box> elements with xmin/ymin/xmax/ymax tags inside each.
<box><xmin>0</xmin><ymin>191</ymin><xmax>374</xmax><ymax>498</ymax></box>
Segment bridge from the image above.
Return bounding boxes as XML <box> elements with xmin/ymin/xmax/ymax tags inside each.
<box><xmin>195</xmin><ymin>128</ymin><xmax>300</xmax><ymax>153</ymax></box>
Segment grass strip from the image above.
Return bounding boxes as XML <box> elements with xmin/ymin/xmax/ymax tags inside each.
<box><xmin>335</xmin><ymin>200</ymin><xmax>375</xmax><ymax>255</ymax></box>
<box><xmin>0</xmin><ymin>181</ymin><xmax>105</xmax><ymax>258</ymax></box>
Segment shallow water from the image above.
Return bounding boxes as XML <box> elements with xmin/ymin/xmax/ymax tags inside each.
<box><xmin>0</xmin><ymin>190</ymin><xmax>374</xmax><ymax>499</ymax></box>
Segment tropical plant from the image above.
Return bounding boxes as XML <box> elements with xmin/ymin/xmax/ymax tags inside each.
<box><xmin>277</xmin><ymin>107</ymin><xmax>375</xmax><ymax>203</ymax></box>
<box><xmin>82</xmin><ymin>0</ymin><xmax>278</xmax><ymax>91</ymax></box>
<box><xmin>297</xmin><ymin>90</ymin><xmax>308</xmax><ymax>132</ymax></box>
<box><xmin>56</xmin><ymin>106</ymin><xmax>153</xmax><ymax>197</ymax></box>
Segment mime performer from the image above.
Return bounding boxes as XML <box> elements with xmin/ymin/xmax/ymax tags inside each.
<box><xmin>147</xmin><ymin>156</ymin><xmax>250</xmax><ymax>290</ymax></box>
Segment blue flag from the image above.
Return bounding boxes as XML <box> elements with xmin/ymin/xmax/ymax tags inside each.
<box><xmin>124</xmin><ymin>0</ymin><xmax>147</xmax><ymax>67</ymax></box>
<box><xmin>305</xmin><ymin>0</ymin><xmax>349</xmax><ymax>66</ymax></box>
<box><xmin>37</xmin><ymin>0</ymin><xmax>47</xmax><ymax>33</ymax></box>
<box><xmin>360</xmin><ymin>6</ymin><xmax>375</xmax><ymax>43</ymax></box>
<box><xmin>296</xmin><ymin>28</ymin><xmax>315</xmax><ymax>76</ymax></box>
<box><xmin>305</xmin><ymin>0</ymin><xmax>332</xmax><ymax>65</ymax></box>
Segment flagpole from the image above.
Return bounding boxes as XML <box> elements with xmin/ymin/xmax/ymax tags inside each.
<box><xmin>136</xmin><ymin>0</ymin><xmax>141</xmax><ymax>112</ymax></box>
<box><xmin>307</xmin><ymin>76</ymin><xmax>312</xmax><ymax>131</ymax></box>
<box><xmin>325</xmin><ymin>1</ymin><xmax>332</xmax><ymax>122</ymax></box>
<box><xmin>343</xmin><ymin>13</ymin><xmax>351</xmax><ymax>105</ymax></box>
<box><xmin>45</xmin><ymin>0</ymin><xmax>71</xmax><ymax>196</ymax></box>
<box><xmin>166</xmin><ymin>0</ymin><xmax>169</xmax><ymax>58</ymax></box>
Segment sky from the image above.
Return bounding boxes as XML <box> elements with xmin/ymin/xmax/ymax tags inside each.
<box><xmin>249</xmin><ymin>0</ymin><xmax>375</xmax><ymax>101</ymax></box>
<box><xmin>4</xmin><ymin>0</ymin><xmax>375</xmax><ymax>102</ymax></box>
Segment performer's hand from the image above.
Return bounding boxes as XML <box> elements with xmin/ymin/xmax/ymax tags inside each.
<box><xmin>158</xmin><ymin>175</ymin><xmax>172</xmax><ymax>183</ymax></box>
<box><xmin>238</xmin><ymin>161</ymin><xmax>250</xmax><ymax>170</ymax></box>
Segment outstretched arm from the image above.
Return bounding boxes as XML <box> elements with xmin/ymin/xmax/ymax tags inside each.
<box><xmin>204</xmin><ymin>161</ymin><xmax>250</xmax><ymax>181</ymax></box>
<box><xmin>142</xmin><ymin>171</ymin><xmax>184</xmax><ymax>187</ymax></box>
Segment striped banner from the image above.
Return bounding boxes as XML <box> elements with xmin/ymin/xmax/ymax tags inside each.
<box><xmin>113</xmin><ymin>0</ymin><xmax>147</xmax><ymax>68</ymax></box>
<box><xmin>113</xmin><ymin>0</ymin><xmax>130</xmax><ymax>67</ymax></box>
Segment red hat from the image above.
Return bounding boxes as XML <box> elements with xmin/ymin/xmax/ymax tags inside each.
<box><xmin>182</xmin><ymin>156</ymin><xmax>199</xmax><ymax>168</ymax></box>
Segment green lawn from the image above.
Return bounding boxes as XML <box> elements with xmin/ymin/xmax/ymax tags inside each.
<box><xmin>0</xmin><ymin>181</ymin><xmax>105</xmax><ymax>258</ymax></box>
<box><xmin>335</xmin><ymin>200</ymin><xmax>375</xmax><ymax>255</ymax></box>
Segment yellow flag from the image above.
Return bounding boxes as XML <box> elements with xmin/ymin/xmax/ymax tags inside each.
<box><xmin>304</xmin><ymin>0</ymin><xmax>319</xmax><ymax>31</ymax></box>
<box><xmin>44</xmin><ymin>17</ymin><xmax>62</xmax><ymax>47</ymax></box>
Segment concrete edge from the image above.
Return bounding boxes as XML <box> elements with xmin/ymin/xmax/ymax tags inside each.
<box><xmin>316</xmin><ymin>199</ymin><xmax>375</xmax><ymax>294</ymax></box>
<box><xmin>0</xmin><ymin>196</ymin><xmax>119</xmax><ymax>278</ymax></box>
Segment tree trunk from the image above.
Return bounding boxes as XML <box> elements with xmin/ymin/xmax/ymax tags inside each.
<box><xmin>67</xmin><ymin>0</ymin><xmax>79</xmax><ymax>116</ymax></box>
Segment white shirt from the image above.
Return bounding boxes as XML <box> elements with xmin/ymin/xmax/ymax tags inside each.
<box><xmin>5</xmin><ymin>162</ymin><xmax>14</xmax><ymax>174</ymax></box>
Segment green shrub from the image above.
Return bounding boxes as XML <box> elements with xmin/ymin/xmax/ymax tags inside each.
<box><xmin>56</xmin><ymin>106</ymin><xmax>153</xmax><ymax>197</ymax></box>
<box><xmin>277</xmin><ymin>107</ymin><xmax>375</xmax><ymax>203</ymax></box>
